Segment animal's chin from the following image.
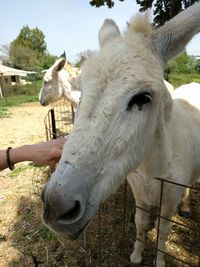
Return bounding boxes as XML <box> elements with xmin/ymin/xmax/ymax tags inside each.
<box><xmin>67</xmin><ymin>220</ymin><xmax>91</xmax><ymax>240</ymax></box>
<box><xmin>44</xmin><ymin>218</ymin><xmax>92</xmax><ymax>241</ymax></box>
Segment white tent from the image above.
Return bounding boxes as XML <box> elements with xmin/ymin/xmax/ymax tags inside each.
<box><xmin>0</xmin><ymin>64</ymin><xmax>35</xmax><ymax>77</ymax></box>
<box><xmin>0</xmin><ymin>64</ymin><xmax>35</xmax><ymax>98</ymax></box>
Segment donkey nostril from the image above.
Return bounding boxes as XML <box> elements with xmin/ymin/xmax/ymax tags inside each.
<box><xmin>58</xmin><ymin>201</ymin><xmax>81</xmax><ymax>222</ymax></box>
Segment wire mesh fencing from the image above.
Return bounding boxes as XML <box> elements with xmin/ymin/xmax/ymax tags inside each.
<box><xmin>43</xmin><ymin>98</ymin><xmax>74</xmax><ymax>140</ymax></box>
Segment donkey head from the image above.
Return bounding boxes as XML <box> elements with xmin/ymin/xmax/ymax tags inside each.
<box><xmin>42</xmin><ymin>3</ymin><xmax>200</xmax><ymax>238</ymax></box>
<box><xmin>39</xmin><ymin>57</ymin><xmax>70</xmax><ymax>106</ymax></box>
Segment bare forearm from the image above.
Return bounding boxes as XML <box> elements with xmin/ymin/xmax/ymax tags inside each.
<box><xmin>0</xmin><ymin>149</ymin><xmax>8</xmax><ymax>171</ymax></box>
<box><xmin>0</xmin><ymin>145</ymin><xmax>31</xmax><ymax>171</ymax></box>
<box><xmin>0</xmin><ymin>139</ymin><xmax>66</xmax><ymax>172</ymax></box>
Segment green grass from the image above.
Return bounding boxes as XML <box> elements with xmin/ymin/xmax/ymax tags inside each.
<box><xmin>9</xmin><ymin>165</ymin><xmax>32</xmax><ymax>178</ymax></box>
<box><xmin>168</xmin><ymin>73</ymin><xmax>200</xmax><ymax>88</ymax></box>
<box><xmin>0</xmin><ymin>80</ymin><xmax>42</xmax><ymax>118</ymax></box>
<box><xmin>0</xmin><ymin>106</ymin><xmax>9</xmax><ymax>118</ymax></box>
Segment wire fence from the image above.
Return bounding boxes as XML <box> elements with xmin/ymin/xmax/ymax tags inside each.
<box><xmin>43</xmin><ymin>98</ymin><xmax>74</xmax><ymax>140</ymax></box>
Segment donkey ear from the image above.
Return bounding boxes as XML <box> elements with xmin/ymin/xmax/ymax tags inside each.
<box><xmin>60</xmin><ymin>51</ymin><xmax>66</xmax><ymax>59</ymax></box>
<box><xmin>152</xmin><ymin>2</ymin><xmax>200</xmax><ymax>66</ymax></box>
<box><xmin>52</xmin><ymin>58</ymin><xmax>66</xmax><ymax>74</ymax></box>
<box><xmin>98</xmin><ymin>19</ymin><xmax>121</xmax><ymax>48</ymax></box>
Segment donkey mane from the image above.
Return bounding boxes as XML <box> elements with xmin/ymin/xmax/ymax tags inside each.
<box><xmin>127</xmin><ymin>12</ymin><xmax>152</xmax><ymax>36</ymax></box>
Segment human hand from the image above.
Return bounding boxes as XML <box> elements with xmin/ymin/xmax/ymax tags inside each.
<box><xmin>26</xmin><ymin>138</ymin><xmax>66</xmax><ymax>166</ymax></box>
<box><xmin>0</xmin><ymin>138</ymin><xmax>66</xmax><ymax>171</ymax></box>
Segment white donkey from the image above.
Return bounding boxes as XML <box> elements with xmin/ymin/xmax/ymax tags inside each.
<box><xmin>39</xmin><ymin>57</ymin><xmax>81</xmax><ymax>108</ymax></box>
<box><xmin>41</xmin><ymin>3</ymin><xmax>200</xmax><ymax>267</ymax></box>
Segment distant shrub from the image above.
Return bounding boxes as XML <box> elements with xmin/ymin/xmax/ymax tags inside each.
<box><xmin>0</xmin><ymin>80</ymin><xmax>42</xmax><ymax>117</ymax></box>
<box><xmin>168</xmin><ymin>73</ymin><xmax>200</xmax><ymax>88</ymax></box>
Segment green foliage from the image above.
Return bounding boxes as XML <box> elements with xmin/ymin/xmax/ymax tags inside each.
<box><xmin>12</xmin><ymin>25</ymin><xmax>46</xmax><ymax>54</ymax></box>
<box><xmin>195</xmin><ymin>59</ymin><xmax>200</xmax><ymax>73</ymax></box>
<box><xmin>89</xmin><ymin>1</ymin><xmax>198</xmax><ymax>26</ymax></box>
<box><xmin>41</xmin><ymin>53</ymin><xmax>57</xmax><ymax>70</ymax></box>
<box><xmin>136</xmin><ymin>0</ymin><xmax>198</xmax><ymax>26</ymax></box>
<box><xmin>165</xmin><ymin>53</ymin><xmax>200</xmax><ymax>87</ymax></box>
<box><xmin>0</xmin><ymin>106</ymin><xmax>8</xmax><ymax>118</ymax></box>
<box><xmin>89</xmin><ymin>0</ymin><xmax>198</xmax><ymax>19</ymax></box>
<box><xmin>10</xmin><ymin>45</ymin><xmax>40</xmax><ymax>71</ymax></box>
<box><xmin>0</xmin><ymin>81</ymin><xmax>42</xmax><ymax>118</ymax></box>
<box><xmin>168</xmin><ymin>73</ymin><xmax>200</xmax><ymax>88</ymax></box>
<box><xmin>9</xmin><ymin>25</ymin><xmax>50</xmax><ymax>71</ymax></box>
<box><xmin>165</xmin><ymin>53</ymin><xmax>197</xmax><ymax>77</ymax></box>
<box><xmin>136</xmin><ymin>0</ymin><xmax>154</xmax><ymax>11</ymax></box>
<box><xmin>10</xmin><ymin>165</ymin><xmax>31</xmax><ymax>178</ymax></box>
<box><xmin>90</xmin><ymin>0</ymin><xmax>116</xmax><ymax>8</ymax></box>
<box><xmin>39</xmin><ymin>225</ymin><xmax>55</xmax><ymax>241</ymax></box>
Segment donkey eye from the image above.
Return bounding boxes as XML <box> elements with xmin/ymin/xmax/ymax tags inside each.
<box><xmin>127</xmin><ymin>92</ymin><xmax>152</xmax><ymax>111</ymax></box>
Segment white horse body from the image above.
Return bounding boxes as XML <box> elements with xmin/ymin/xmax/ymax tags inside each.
<box><xmin>41</xmin><ymin>3</ymin><xmax>200</xmax><ymax>267</ymax></box>
<box><xmin>39</xmin><ymin>58</ymin><xmax>81</xmax><ymax>108</ymax></box>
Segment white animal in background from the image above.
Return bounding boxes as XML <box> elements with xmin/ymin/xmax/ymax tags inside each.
<box><xmin>39</xmin><ymin>54</ymin><xmax>173</xmax><ymax>111</ymax></box>
<box><xmin>39</xmin><ymin>57</ymin><xmax>81</xmax><ymax>108</ymax></box>
<box><xmin>41</xmin><ymin>3</ymin><xmax>200</xmax><ymax>267</ymax></box>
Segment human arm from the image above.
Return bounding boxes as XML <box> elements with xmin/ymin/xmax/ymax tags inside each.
<box><xmin>0</xmin><ymin>138</ymin><xmax>66</xmax><ymax>171</ymax></box>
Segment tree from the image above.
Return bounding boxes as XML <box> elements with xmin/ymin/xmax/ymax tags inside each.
<box><xmin>136</xmin><ymin>0</ymin><xmax>198</xmax><ymax>26</ymax></box>
<box><xmin>10</xmin><ymin>45</ymin><xmax>40</xmax><ymax>71</ymax></box>
<box><xmin>195</xmin><ymin>58</ymin><xmax>200</xmax><ymax>74</ymax></box>
<box><xmin>41</xmin><ymin>53</ymin><xmax>58</xmax><ymax>70</ymax></box>
<box><xmin>89</xmin><ymin>0</ymin><xmax>198</xmax><ymax>26</ymax></box>
<box><xmin>90</xmin><ymin>0</ymin><xmax>116</xmax><ymax>8</ymax></box>
<box><xmin>11</xmin><ymin>25</ymin><xmax>46</xmax><ymax>54</ymax></box>
<box><xmin>166</xmin><ymin>52</ymin><xmax>197</xmax><ymax>75</ymax></box>
<box><xmin>9</xmin><ymin>25</ymin><xmax>47</xmax><ymax>70</ymax></box>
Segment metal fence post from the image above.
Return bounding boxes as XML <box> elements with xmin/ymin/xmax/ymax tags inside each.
<box><xmin>50</xmin><ymin>108</ymin><xmax>57</xmax><ymax>139</ymax></box>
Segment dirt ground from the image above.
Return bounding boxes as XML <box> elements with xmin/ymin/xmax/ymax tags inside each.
<box><xmin>0</xmin><ymin>103</ymin><xmax>49</xmax><ymax>266</ymax></box>
<box><xmin>0</xmin><ymin>102</ymin><xmax>200</xmax><ymax>267</ymax></box>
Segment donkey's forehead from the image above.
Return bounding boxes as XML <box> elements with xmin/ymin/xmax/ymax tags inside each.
<box><xmin>81</xmin><ymin>37</ymin><xmax>162</xmax><ymax>93</ymax></box>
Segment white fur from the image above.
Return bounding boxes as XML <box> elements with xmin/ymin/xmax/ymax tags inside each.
<box><xmin>42</xmin><ymin>3</ymin><xmax>200</xmax><ymax>267</ymax></box>
<box><xmin>39</xmin><ymin>58</ymin><xmax>81</xmax><ymax>108</ymax></box>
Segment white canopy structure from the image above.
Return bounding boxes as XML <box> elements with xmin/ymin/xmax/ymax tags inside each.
<box><xmin>0</xmin><ymin>64</ymin><xmax>35</xmax><ymax>77</ymax></box>
<box><xmin>0</xmin><ymin>64</ymin><xmax>35</xmax><ymax>98</ymax></box>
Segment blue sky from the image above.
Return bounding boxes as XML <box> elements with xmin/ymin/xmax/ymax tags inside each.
<box><xmin>0</xmin><ymin>0</ymin><xmax>199</xmax><ymax>63</ymax></box>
